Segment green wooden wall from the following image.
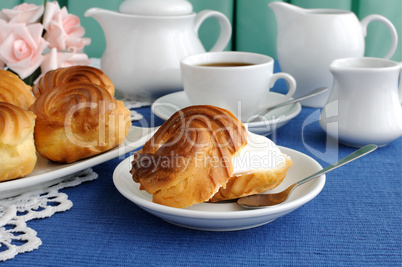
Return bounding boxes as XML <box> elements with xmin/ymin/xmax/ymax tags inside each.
<box><xmin>1</xmin><ymin>0</ymin><xmax>401</xmax><ymax>61</ymax></box>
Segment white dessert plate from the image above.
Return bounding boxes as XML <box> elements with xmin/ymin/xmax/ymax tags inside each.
<box><xmin>113</xmin><ymin>146</ymin><xmax>325</xmax><ymax>231</ymax></box>
<box><xmin>0</xmin><ymin>126</ymin><xmax>157</xmax><ymax>199</ymax></box>
<box><xmin>151</xmin><ymin>91</ymin><xmax>302</xmax><ymax>136</ymax></box>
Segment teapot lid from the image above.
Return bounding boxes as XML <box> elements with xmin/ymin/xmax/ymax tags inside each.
<box><xmin>119</xmin><ymin>0</ymin><xmax>193</xmax><ymax>15</ymax></box>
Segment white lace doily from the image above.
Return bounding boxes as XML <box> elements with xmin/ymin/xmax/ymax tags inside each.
<box><xmin>0</xmin><ymin>169</ymin><xmax>98</xmax><ymax>261</ymax></box>
<box><xmin>122</xmin><ymin>98</ymin><xmax>150</xmax><ymax>121</ymax></box>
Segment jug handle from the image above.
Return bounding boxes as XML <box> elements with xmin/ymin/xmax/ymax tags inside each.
<box><xmin>194</xmin><ymin>10</ymin><xmax>232</xmax><ymax>52</ymax></box>
<box><xmin>361</xmin><ymin>14</ymin><xmax>398</xmax><ymax>59</ymax></box>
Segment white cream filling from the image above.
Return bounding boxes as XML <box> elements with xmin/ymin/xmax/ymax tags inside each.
<box><xmin>232</xmin><ymin>131</ymin><xmax>286</xmax><ymax>175</ymax></box>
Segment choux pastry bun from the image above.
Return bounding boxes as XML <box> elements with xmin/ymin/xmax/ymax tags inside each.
<box><xmin>32</xmin><ymin>65</ymin><xmax>115</xmax><ymax>97</ymax></box>
<box><xmin>30</xmin><ymin>82</ymin><xmax>130</xmax><ymax>163</ymax></box>
<box><xmin>0</xmin><ymin>102</ymin><xmax>37</xmax><ymax>182</ymax></box>
<box><xmin>130</xmin><ymin>105</ymin><xmax>247</xmax><ymax>208</ymax></box>
<box><xmin>0</xmin><ymin>70</ymin><xmax>35</xmax><ymax>110</ymax></box>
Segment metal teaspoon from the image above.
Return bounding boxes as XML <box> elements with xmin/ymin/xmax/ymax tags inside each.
<box><xmin>237</xmin><ymin>144</ymin><xmax>378</xmax><ymax>208</ymax></box>
<box><xmin>248</xmin><ymin>87</ymin><xmax>328</xmax><ymax>123</ymax></box>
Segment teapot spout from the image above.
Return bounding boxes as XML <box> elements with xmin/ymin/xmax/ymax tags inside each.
<box><xmin>268</xmin><ymin>2</ymin><xmax>304</xmax><ymax>30</ymax></box>
<box><xmin>85</xmin><ymin>7</ymin><xmax>118</xmax><ymax>24</ymax></box>
<box><xmin>85</xmin><ymin>8</ymin><xmax>132</xmax><ymax>51</ymax></box>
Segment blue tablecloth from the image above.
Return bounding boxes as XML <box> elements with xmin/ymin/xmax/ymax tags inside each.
<box><xmin>3</xmin><ymin>75</ymin><xmax>401</xmax><ymax>266</ymax></box>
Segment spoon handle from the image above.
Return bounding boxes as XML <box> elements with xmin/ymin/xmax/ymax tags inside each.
<box><xmin>295</xmin><ymin>144</ymin><xmax>378</xmax><ymax>187</ymax></box>
<box><xmin>259</xmin><ymin>87</ymin><xmax>328</xmax><ymax>116</ymax></box>
<box><xmin>249</xmin><ymin>87</ymin><xmax>328</xmax><ymax>123</ymax></box>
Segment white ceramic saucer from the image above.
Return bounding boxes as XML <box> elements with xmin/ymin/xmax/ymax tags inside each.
<box><xmin>151</xmin><ymin>91</ymin><xmax>301</xmax><ymax>135</ymax></box>
<box><xmin>113</xmin><ymin>146</ymin><xmax>325</xmax><ymax>231</ymax></box>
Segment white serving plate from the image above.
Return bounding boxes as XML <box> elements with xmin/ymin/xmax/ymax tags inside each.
<box><xmin>113</xmin><ymin>146</ymin><xmax>325</xmax><ymax>231</ymax></box>
<box><xmin>151</xmin><ymin>91</ymin><xmax>301</xmax><ymax>136</ymax></box>
<box><xmin>0</xmin><ymin>126</ymin><xmax>157</xmax><ymax>199</ymax></box>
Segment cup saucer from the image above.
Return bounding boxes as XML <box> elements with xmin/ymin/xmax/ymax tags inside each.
<box><xmin>151</xmin><ymin>91</ymin><xmax>301</xmax><ymax>135</ymax></box>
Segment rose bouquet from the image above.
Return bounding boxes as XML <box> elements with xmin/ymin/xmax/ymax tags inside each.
<box><xmin>0</xmin><ymin>1</ymin><xmax>91</xmax><ymax>84</ymax></box>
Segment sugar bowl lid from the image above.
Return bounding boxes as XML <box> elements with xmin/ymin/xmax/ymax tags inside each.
<box><xmin>119</xmin><ymin>0</ymin><xmax>193</xmax><ymax>15</ymax></box>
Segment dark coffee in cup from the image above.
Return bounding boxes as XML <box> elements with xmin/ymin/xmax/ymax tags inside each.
<box><xmin>198</xmin><ymin>62</ymin><xmax>254</xmax><ymax>67</ymax></box>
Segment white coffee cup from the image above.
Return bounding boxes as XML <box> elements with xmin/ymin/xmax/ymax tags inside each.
<box><xmin>180</xmin><ymin>51</ymin><xmax>296</xmax><ymax>121</ymax></box>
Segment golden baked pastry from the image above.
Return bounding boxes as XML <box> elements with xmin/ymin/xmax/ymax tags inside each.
<box><xmin>30</xmin><ymin>82</ymin><xmax>130</xmax><ymax>163</ymax></box>
<box><xmin>32</xmin><ymin>65</ymin><xmax>115</xmax><ymax>98</ymax></box>
<box><xmin>130</xmin><ymin>105</ymin><xmax>247</xmax><ymax>208</ymax></box>
<box><xmin>209</xmin><ymin>156</ymin><xmax>293</xmax><ymax>202</ymax></box>
<box><xmin>0</xmin><ymin>70</ymin><xmax>35</xmax><ymax>110</ymax></box>
<box><xmin>0</xmin><ymin>102</ymin><xmax>37</xmax><ymax>182</ymax></box>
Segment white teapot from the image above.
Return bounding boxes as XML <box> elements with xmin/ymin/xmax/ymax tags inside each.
<box><xmin>85</xmin><ymin>0</ymin><xmax>232</xmax><ymax>100</ymax></box>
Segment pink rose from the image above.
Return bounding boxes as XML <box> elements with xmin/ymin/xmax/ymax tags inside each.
<box><xmin>0</xmin><ymin>19</ymin><xmax>13</xmax><ymax>69</ymax></box>
<box><xmin>0</xmin><ymin>23</ymin><xmax>48</xmax><ymax>79</ymax></box>
<box><xmin>0</xmin><ymin>19</ymin><xmax>13</xmax><ymax>43</ymax></box>
<box><xmin>0</xmin><ymin>3</ymin><xmax>44</xmax><ymax>24</ymax></box>
<box><xmin>43</xmin><ymin>1</ymin><xmax>90</xmax><ymax>52</ymax></box>
<box><xmin>35</xmin><ymin>47</ymin><xmax>91</xmax><ymax>82</ymax></box>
